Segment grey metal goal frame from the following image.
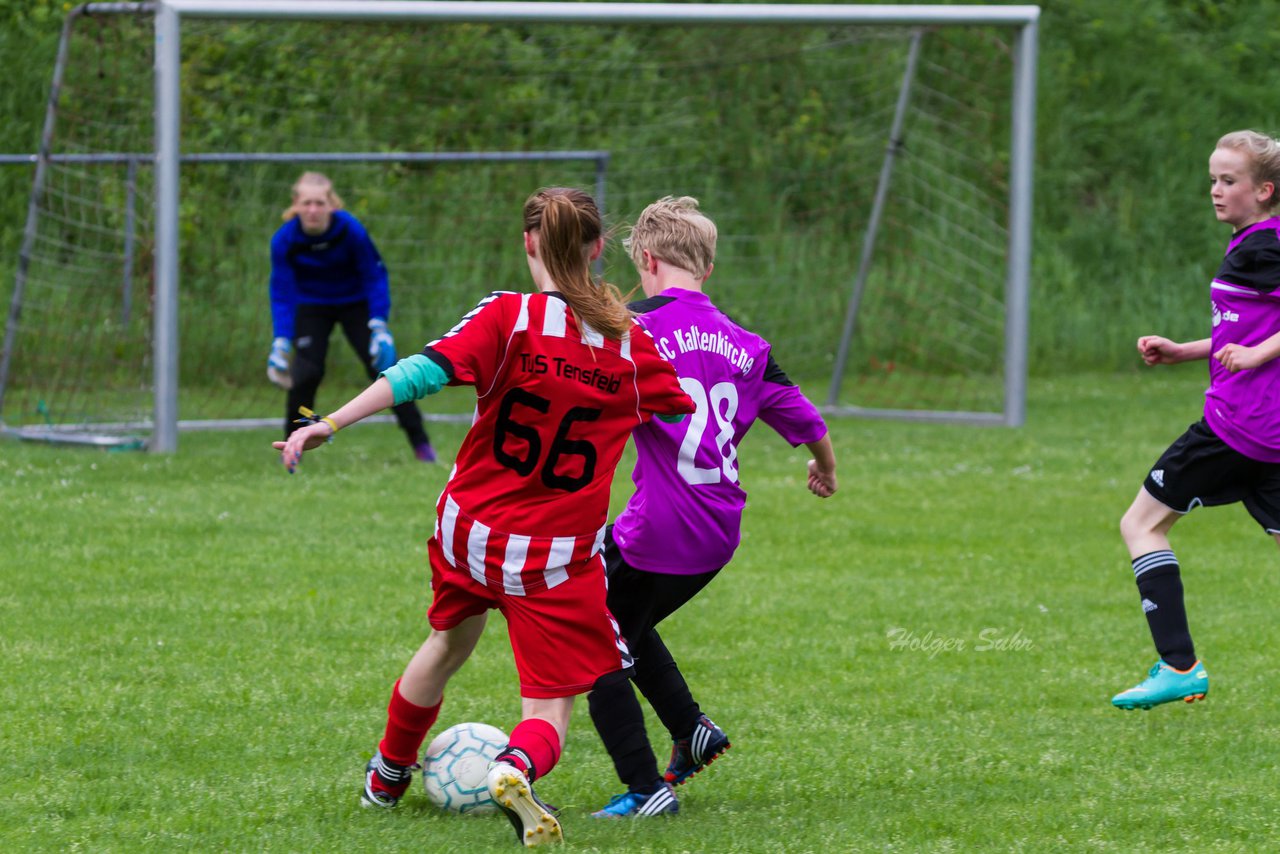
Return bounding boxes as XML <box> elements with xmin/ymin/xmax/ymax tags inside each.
<box><xmin>154</xmin><ymin>2</ymin><xmax>1038</xmax><ymax>450</ymax></box>
<box><xmin>3</xmin><ymin>1</ymin><xmax>1038</xmax><ymax>450</ymax></box>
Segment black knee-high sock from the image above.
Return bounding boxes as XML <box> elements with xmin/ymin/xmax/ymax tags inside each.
<box><xmin>588</xmin><ymin>671</ymin><xmax>664</xmax><ymax>793</ymax></box>
<box><xmin>633</xmin><ymin>651</ymin><xmax>701</xmax><ymax>741</ymax></box>
<box><xmin>1133</xmin><ymin>550</ymin><xmax>1196</xmax><ymax>671</ymax></box>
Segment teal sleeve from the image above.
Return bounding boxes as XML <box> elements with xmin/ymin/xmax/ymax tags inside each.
<box><xmin>381</xmin><ymin>353</ymin><xmax>448</xmax><ymax>404</ymax></box>
<box><xmin>657</xmin><ymin>413</ymin><xmax>687</xmax><ymax>424</ymax></box>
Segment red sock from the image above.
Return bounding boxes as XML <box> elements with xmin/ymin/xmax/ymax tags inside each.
<box><xmin>499</xmin><ymin>718</ymin><xmax>562</xmax><ymax>782</ymax></box>
<box><xmin>377</xmin><ymin>679</ymin><xmax>441</xmax><ymax>766</ymax></box>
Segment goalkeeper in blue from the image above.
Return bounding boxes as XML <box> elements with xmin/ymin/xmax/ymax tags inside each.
<box><xmin>587</xmin><ymin>197</ymin><xmax>838</xmax><ymax>818</ymax></box>
<box><xmin>267</xmin><ymin>172</ymin><xmax>435</xmax><ymax>462</ymax></box>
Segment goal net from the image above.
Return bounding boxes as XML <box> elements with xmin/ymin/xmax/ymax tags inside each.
<box><xmin>0</xmin><ymin>1</ymin><xmax>1036</xmax><ymax>449</ymax></box>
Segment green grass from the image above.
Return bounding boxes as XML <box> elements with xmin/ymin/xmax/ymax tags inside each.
<box><xmin>3</xmin><ymin>369</ymin><xmax>1279</xmax><ymax>852</ymax></box>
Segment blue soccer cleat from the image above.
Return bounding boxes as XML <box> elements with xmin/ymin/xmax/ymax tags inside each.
<box><xmin>591</xmin><ymin>784</ymin><xmax>678</xmax><ymax>818</ymax></box>
<box><xmin>664</xmin><ymin>714</ymin><xmax>731</xmax><ymax>786</ymax></box>
<box><xmin>1111</xmin><ymin>660</ymin><xmax>1209</xmax><ymax>710</ymax></box>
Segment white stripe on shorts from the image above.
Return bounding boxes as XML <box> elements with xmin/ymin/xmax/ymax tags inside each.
<box><xmin>542</xmin><ymin>536</ymin><xmax>576</xmax><ymax>590</ymax></box>
<box><xmin>502</xmin><ymin>534</ymin><xmax>530</xmax><ymax>596</ymax></box>
<box><xmin>439</xmin><ymin>496</ymin><xmax>461</xmax><ymax>569</ymax></box>
<box><xmin>466</xmin><ymin>518</ymin><xmax>491</xmax><ymax>587</ymax></box>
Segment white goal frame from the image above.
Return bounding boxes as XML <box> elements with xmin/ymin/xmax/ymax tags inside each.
<box><xmin>141</xmin><ymin>1</ymin><xmax>1037</xmax><ymax>451</ymax></box>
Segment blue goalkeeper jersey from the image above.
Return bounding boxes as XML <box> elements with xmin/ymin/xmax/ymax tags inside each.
<box><xmin>269</xmin><ymin>209</ymin><xmax>391</xmax><ymax>339</ymax></box>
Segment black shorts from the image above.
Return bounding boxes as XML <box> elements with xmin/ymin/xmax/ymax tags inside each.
<box><xmin>602</xmin><ymin>525</ymin><xmax>722</xmax><ymax>647</ymax></box>
<box><xmin>1144</xmin><ymin>419</ymin><xmax>1280</xmax><ymax>534</ymax></box>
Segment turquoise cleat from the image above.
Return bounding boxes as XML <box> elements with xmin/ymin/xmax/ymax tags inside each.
<box><xmin>1111</xmin><ymin>660</ymin><xmax>1209</xmax><ymax>710</ymax></box>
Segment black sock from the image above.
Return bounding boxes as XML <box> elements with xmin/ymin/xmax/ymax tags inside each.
<box><xmin>1133</xmin><ymin>550</ymin><xmax>1196</xmax><ymax>671</ymax></box>
<box><xmin>632</xmin><ymin>652</ymin><xmax>701</xmax><ymax>741</ymax></box>
<box><xmin>494</xmin><ymin>747</ymin><xmax>536</xmax><ymax>782</ymax></box>
<box><xmin>588</xmin><ymin>671</ymin><xmax>663</xmax><ymax>792</ymax></box>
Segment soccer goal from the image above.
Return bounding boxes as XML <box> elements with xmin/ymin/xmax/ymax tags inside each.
<box><xmin>0</xmin><ymin>1</ymin><xmax>1038</xmax><ymax>451</ymax></box>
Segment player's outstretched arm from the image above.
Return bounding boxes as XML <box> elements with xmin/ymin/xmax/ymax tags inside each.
<box><xmin>1137</xmin><ymin>335</ymin><xmax>1211</xmax><ymax>366</ymax></box>
<box><xmin>805</xmin><ymin>433</ymin><xmax>837</xmax><ymax>498</ymax></box>
<box><xmin>272</xmin><ymin>377</ymin><xmax>396</xmax><ymax>473</ymax></box>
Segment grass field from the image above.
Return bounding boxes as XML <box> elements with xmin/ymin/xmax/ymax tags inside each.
<box><xmin>3</xmin><ymin>369</ymin><xmax>1278</xmax><ymax>852</ymax></box>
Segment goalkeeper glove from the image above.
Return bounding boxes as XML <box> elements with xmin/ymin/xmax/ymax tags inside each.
<box><xmin>368</xmin><ymin>318</ymin><xmax>398</xmax><ymax>372</ymax></box>
<box><xmin>267</xmin><ymin>336</ymin><xmax>293</xmax><ymax>389</ymax></box>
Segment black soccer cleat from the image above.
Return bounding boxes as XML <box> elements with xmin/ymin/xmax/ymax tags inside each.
<box><xmin>663</xmin><ymin>714</ymin><xmax>731</xmax><ymax>786</ymax></box>
<box><xmin>361</xmin><ymin>750</ymin><xmax>420</xmax><ymax>809</ymax></box>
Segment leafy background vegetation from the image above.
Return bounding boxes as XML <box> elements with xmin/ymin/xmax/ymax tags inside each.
<box><xmin>2</xmin><ymin>0</ymin><xmax>1280</xmax><ymax>376</ymax></box>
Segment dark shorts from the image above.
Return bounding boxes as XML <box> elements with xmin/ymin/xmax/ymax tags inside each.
<box><xmin>1144</xmin><ymin>419</ymin><xmax>1280</xmax><ymax>534</ymax></box>
<box><xmin>603</xmin><ymin>526</ymin><xmax>722</xmax><ymax>650</ymax></box>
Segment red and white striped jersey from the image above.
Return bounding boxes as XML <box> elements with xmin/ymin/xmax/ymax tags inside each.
<box><xmin>422</xmin><ymin>290</ymin><xmax>693</xmax><ymax>592</ymax></box>
<box><xmin>433</xmin><ymin>493</ymin><xmax>608</xmax><ymax>596</ymax></box>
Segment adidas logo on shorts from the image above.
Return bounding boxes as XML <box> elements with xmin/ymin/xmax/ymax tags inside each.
<box><xmin>1150</xmin><ymin>469</ymin><xmax>1164</xmax><ymax>488</ymax></box>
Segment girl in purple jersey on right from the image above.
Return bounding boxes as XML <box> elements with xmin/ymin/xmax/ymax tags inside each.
<box><xmin>587</xmin><ymin>196</ymin><xmax>837</xmax><ymax>817</ymax></box>
<box><xmin>1112</xmin><ymin>130</ymin><xmax>1280</xmax><ymax>711</ymax></box>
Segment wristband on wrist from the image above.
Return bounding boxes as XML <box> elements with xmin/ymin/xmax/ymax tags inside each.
<box><xmin>294</xmin><ymin>406</ymin><xmax>338</xmax><ymax>443</ymax></box>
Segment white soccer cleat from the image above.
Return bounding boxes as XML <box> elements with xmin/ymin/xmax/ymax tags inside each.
<box><xmin>486</xmin><ymin>762</ymin><xmax>563</xmax><ymax>847</ymax></box>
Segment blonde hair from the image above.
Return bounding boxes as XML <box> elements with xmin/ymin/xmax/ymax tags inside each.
<box><xmin>1216</xmin><ymin>130</ymin><xmax>1280</xmax><ymax>210</ymax></box>
<box><xmin>625</xmin><ymin>195</ymin><xmax>717</xmax><ymax>277</ymax></box>
<box><xmin>281</xmin><ymin>171</ymin><xmax>345</xmax><ymax>221</ymax></box>
<box><xmin>523</xmin><ymin>187</ymin><xmax>632</xmax><ymax>340</ymax></box>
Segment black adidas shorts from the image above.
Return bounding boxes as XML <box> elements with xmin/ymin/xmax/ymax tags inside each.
<box><xmin>1144</xmin><ymin>419</ymin><xmax>1280</xmax><ymax>534</ymax></box>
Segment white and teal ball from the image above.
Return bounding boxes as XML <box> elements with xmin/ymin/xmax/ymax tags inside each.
<box><xmin>421</xmin><ymin>722</ymin><xmax>508</xmax><ymax>814</ymax></box>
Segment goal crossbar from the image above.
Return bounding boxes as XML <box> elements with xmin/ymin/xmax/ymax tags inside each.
<box><xmin>163</xmin><ymin>1</ymin><xmax>1040</xmax><ymax>26</ymax></box>
<box><xmin>4</xmin><ymin>2</ymin><xmax>1038</xmax><ymax>450</ymax></box>
<box><xmin>149</xmin><ymin>1</ymin><xmax>1038</xmax><ymax>450</ymax></box>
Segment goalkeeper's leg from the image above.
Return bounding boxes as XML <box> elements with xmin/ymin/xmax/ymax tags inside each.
<box><xmin>338</xmin><ymin>302</ymin><xmax>434</xmax><ymax>457</ymax></box>
<box><xmin>285</xmin><ymin>305</ymin><xmax>334</xmax><ymax>437</ymax></box>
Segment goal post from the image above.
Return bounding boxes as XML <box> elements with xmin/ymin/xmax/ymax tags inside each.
<box><xmin>2</xmin><ymin>1</ymin><xmax>1039</xmax><ymax>451</ymax></box>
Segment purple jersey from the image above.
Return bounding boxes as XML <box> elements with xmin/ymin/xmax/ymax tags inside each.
<box><xmin>611</xmin><ymin>288</ymin><xmax>828</xmax><ymax>574</ymax></box>
<box><xmin>1204</xmin><ymin>216</ymin><xmax>1280</xmax><ymax>463</ymax></box>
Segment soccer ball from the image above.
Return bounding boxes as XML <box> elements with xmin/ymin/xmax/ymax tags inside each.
<box><xmin>421</xmin><ymin>722</ymin><xmax>508</xmax><ymax>814</ymax></box>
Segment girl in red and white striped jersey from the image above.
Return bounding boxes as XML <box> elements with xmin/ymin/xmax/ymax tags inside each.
<box><xmin>276</xmin><ymin>187</ymin><xmax>693</xmax><ymax>843</ymax></box>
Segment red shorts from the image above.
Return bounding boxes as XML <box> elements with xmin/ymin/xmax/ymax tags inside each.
<box><xmin>426</xmin><ymin>533</ymin><xmax>631</xmax><ymax>698</ymax></box>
